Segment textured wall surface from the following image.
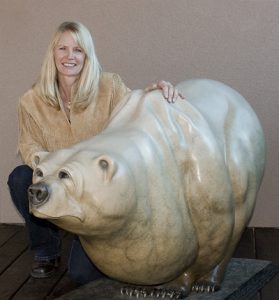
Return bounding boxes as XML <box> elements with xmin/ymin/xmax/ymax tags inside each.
<box><xmin>1</xmin><ymin>0</ymin><xmax>278</xmax><ymax>226</ymax></box>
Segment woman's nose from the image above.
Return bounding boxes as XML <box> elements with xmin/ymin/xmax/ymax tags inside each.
<box><xmin>66</xmin><ymin>49</ymin><xmax>74</xmax><ymax>59</ymax></box>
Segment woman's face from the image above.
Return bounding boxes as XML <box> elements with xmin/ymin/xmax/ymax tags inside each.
<box><xmin>54</xmin><ymin>31</ymin><xmax>85</xmax><ymax>80</ymax></box>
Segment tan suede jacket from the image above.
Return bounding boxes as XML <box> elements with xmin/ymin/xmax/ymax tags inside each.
<box><xmin>18</xmin><ymin>72</ymin><xmax>129</xmax><ymax>168</ymax></box>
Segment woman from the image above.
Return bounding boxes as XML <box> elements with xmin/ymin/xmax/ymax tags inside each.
<box><xmin>7</xmin><ymin>21</ymin><xmax>183</xmax><ymax>283</ymax></box>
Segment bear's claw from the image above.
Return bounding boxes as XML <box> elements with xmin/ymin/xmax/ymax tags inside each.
<box><xmin>191</xmin><ymin>281</ymin><xmax>220</xmax><ymax>293</ymax></box>
<box><xmin>120</xmin><ymin>286</ymin><xmax>185</xmax><ymax>299</ymax></box>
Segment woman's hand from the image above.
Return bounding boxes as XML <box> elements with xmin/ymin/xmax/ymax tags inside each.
<box><xmin>144</xmin><ymin>80</ymin><xmax>185</xmax><ymax>103</ymax></box>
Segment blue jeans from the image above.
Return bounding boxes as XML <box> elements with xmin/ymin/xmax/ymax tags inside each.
<box><xmin>7</xmin><ymin>165</ymin><xmax>104</xmax><ymax>284</ymax></box>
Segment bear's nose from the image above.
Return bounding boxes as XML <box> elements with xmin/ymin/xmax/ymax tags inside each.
<box><xmin>28</xmin><ymin>183</ymin><xmax>50</xmax><ymax>207</ymax></box>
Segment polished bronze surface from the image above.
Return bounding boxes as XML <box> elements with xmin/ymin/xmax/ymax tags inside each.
<box><xmin>29</xmin><ymin>79</ymin><xmax>266</xmax><ymax>295</ymax></box>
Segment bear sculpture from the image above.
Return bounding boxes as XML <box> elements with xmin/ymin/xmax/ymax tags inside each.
<box><xmin>28</xmin><ymin>79</ymin><xmax>265</xmax><ymax>298</ymax></box>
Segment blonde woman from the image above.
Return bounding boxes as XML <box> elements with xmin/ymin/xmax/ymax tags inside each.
<box><xmin>7</xmin><ymin>21</ymin><xmax>183</xmax><ymax>282</ymax></box>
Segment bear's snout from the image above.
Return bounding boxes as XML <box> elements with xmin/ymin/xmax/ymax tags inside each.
<box><xmin>28</xmin><ymin>183</ymin><xmax>50</xmax><ymax>207</ymax></box>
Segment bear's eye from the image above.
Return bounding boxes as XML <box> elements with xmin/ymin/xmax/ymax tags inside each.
<box><xmin>99</xmin><ymin>159</ymin><xmax>109</xmax><ymax>170</ymax></box>
<box><xmin>58</xmin><ymin>170</ymin><xmax>70</xmax><ymax>179</ymax></box>
<box><xmin>35</xmin><ymin>168</ymin><xmax>43</xmax><ymax>177</ymax></box>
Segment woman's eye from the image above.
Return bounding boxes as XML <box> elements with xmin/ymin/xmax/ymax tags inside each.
<box><xmin>74</xmin><ymin>48</ymin><xmax>82</xmax><ymax>53</ymax></box>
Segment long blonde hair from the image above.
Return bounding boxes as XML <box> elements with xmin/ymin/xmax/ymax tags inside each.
<box><xmin>34</xmin><ymin>21</ymin><xmax>102</xmax><ymax>111</ymax></box>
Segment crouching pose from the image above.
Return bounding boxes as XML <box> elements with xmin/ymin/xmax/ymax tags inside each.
<box><xmin>7</xmin><ymin>21</ymin><xmax>183</xmax><ymax>282</ymax></box>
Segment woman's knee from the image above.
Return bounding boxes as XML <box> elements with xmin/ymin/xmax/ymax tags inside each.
<box><xmin>7</xmin><ymin>165</ymin><xmax>33</xmax><ymax>189</ymax></box>
<box><xmin>7</xmin><ymin>165</ymin><xmax>33</xmax><ymax>210</ymax></box>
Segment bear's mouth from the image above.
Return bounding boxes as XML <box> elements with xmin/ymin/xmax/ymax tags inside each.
<box><xmin>30</xmin><ymin>208</ymin><xmax>57</xmax><ymax>219</ymax></box>
<box><xmin>30</xmin><ymin>207</ymin><xmax>84</xmax><ymax>222</ymax></box>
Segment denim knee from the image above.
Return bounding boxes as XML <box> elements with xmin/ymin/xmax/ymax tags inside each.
<box><xmin>7</xmin><ymin>165</ymin><xmax>33</xmax><ymax>211</ymax></box>
<box><xmin>8</xmin><ymin>165</ymin><xmax>33</xmax><ymax>187</ymax></box>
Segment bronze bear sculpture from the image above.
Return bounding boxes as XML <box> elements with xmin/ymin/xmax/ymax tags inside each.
<box><xmin>28</xmin><ymin>79</ymin><xmax>265</xmax><ymax>297</ymax></box>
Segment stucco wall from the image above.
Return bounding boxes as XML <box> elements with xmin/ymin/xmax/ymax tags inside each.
<box><xmin>1</xmin><ymin>0</ymin><xmax>278</xmax><ymax>226</ymax></box>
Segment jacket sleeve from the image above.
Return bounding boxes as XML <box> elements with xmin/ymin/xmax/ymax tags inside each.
<box><xmin>110</xmin><ymin>73</ymin><xmax>131</xmax><ymax>111</ymax></box>
<box><xmin>17</xmin><ymin>99</ymin><xmax>47</xmax><ymax>168</ymax></box>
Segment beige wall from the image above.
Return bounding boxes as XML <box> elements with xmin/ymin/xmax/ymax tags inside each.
<box><xmin>1</xmin><ymin>0</ymin><xmax>278</xmax><ymax>226</ymax></box>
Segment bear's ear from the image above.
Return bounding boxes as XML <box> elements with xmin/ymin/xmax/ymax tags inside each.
<box><xmin>96</xmin><ymin>155</ymin><xmax>117</xmax><ymax>183</ymax></box>
<box><xmin>32</xmin><ymin>151</ymin><xmax>49</xmax><ymax>168</ymax></box>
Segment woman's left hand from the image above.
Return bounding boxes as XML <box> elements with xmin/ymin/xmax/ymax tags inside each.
<box><xmin>144</xmin><ymin>80</ymin><xmax>185</xmax><ymax>103</ymax></box>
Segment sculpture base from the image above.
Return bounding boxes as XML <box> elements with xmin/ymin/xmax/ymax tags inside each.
<box><xmin>56</xmin><ymin>258</ymin><xmax>279</xmax><ymax>299</ymax></box>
